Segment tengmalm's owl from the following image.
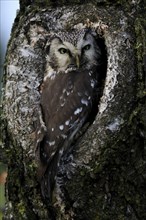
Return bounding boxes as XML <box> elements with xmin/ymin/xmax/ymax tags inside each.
<box><xmin>36</xmin><ymin>28</ymin><xmax>102</xmax><ymax>203</ymax></box>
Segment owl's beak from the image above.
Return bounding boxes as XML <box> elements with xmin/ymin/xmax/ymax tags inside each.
<box><xmin>69</xmin><ymin>54</ymin><xmax>80</xmax><ymax>69</ymax></box>
<box><xmin>76</xmin><ymin>55</ymin><xmax>80</xmax><ymax>68</ymax></box>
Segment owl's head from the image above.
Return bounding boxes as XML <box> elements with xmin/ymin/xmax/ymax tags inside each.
<box><xmin>45</xmin><ymin>29</ymin><xmax>101</xmax><ymax>72</ymax></box>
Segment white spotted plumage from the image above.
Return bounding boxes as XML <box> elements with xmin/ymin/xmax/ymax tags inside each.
<box><xmin>74</xmin><ymin>107</ymin><xmax>83</xmax><ymax>115</ymax></box>
<box><xmin>81</xmin><ymin>98</ymin><xmax>88</xmax><ymax>106</ymax></box>
<box><xmin>59</xmin><ymin>125</ymin><xmax>64</xmax><ymax>130</ymax></box>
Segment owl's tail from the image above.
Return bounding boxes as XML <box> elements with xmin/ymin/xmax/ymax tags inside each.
<box><xmin>40</xmin><ymin>150</ymin><xmax>60</xmax><ymax>203</ymax></box>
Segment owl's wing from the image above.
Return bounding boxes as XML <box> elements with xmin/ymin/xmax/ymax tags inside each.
<box><xmin>35</xmin><ymin>105</ymin><xmax>61</xmax><ymax>204</ymax></box>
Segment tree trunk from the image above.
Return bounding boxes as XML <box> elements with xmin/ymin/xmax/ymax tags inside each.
<box><xmin>0</xmin><ymin>0</ymin><xmax>146</xmax><ymax>219</ymax></box>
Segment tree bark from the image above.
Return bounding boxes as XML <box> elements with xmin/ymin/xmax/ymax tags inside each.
<box><xmin>0</xmin><ymin>0</ymin><xmax>146</xmax><ymax>219</ymax></box>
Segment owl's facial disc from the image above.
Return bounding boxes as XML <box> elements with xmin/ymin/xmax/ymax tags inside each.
<box><xmin>53</xmin><ymin>40</ymin><xmax>80</xmax><ymax>71</ymax></box>
<box><xmin>47</xmin><ymin>31</ymin><xmax>101</xmax><ymax>72</ymax></box>
<box><xmin>77</xmin><ymin>32</ymin><xmax>101</xmax><ymax>68</ymax></box>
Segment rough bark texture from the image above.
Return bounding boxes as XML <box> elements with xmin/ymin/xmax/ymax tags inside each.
<box><xmin>0</xmin><ymin>0</ymin><xmax>146</xmax><ymax>219</ymax></box>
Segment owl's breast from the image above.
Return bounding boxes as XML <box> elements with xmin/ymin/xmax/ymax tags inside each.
<box><xmin>40</xmin><ymin>68</ymin><xmax>98</xmax><ymax>147</ymax></box>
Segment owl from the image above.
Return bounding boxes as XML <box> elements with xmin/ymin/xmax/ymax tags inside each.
<box><xmin>36</xmin><ymin>28</ymin><xmax>102</xmax><ymax>203</ymax></box>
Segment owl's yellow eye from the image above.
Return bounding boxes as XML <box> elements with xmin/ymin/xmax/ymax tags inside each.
<box><xmin>58</xmin><ymin>48</ymin><xmax>68</xmax><ymax>54</ymax></box>
<box><xmin>83</xmin><ymin>44</ymin><xmax>91</xmax><ymax>51</ymax></box>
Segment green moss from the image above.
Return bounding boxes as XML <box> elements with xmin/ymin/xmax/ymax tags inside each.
<box><xmin>135</xmin><ymin>17</ymin><xmax>146</xmax><ymax>98</ymax></box>
<box><xmin>17</xmin><ymin>201</ymin><xmax>26</xmax><ymax>216</ymax></box>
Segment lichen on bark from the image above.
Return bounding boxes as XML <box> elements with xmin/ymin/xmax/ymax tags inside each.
<box><xmin>0</xmin><ymin>1</ymin><xmax>146</xmax><ymax>220</ymax></box>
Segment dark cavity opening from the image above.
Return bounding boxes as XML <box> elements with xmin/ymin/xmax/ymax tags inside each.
<box><xmin>87</xmin><ymin>35</ymin><xmax>107</xmax><ymax>124</ymax></box>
